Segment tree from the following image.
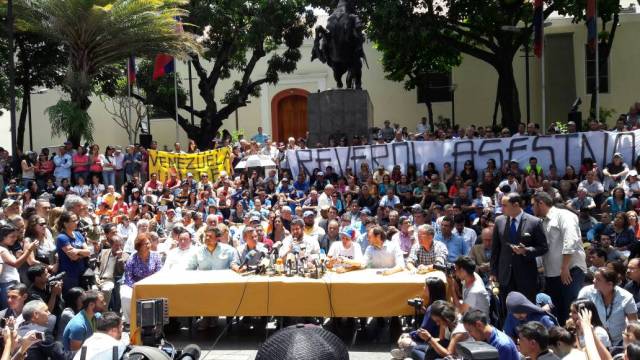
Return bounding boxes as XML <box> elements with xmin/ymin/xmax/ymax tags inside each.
<box><xmin>558</xmin><ymin>0</ymin><xmax>621</xmax><ymax>119</ymax></box>
<box><xmin>15</xmin><ymin>0</ymin><xmax>198</xmax><ymax>145</ymax></box>
<box><xmin>100</xmin><ymin>77</ymin><xmax>148</xmax><ymax>145</ymax></box>
<box><xmin>361</xmin><ymin>0</ymin><xmax>566</xmax><ymax>132</ymax></box>
<box><xmin>366</xmin><ymin>1</ymin><xmax>460</xmax><ymax>130</ymax></box>
<box><xmin>134</xmin><ymin>0</ymin><xmax>316</xmax><ymax>148</ymax></box>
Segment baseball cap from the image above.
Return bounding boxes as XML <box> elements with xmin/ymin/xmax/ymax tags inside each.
<box><xmin>614</xmin><ymin>152</ymin><xmax>624</xmax><ymax>159</ymax></box>
<box><xmin>2</xmin><ymin>199</ymin><xmax>17</xmax><ymax>208</ymax></box>
<box><xmin>630</xmin><ymin>170</ymin><xmax>638</xmax><ymax>177</ymax></box>
<box><xmin>411</xmin><ymin>204</ymin><xmax>422</xmax><ymax>212</ymax></box>
<box><xmin>132</xmin><ymin>188</ymin><xmax>140</xmax><ymax>193</ymax></box>
<box><xmin>187</xmin><ymin>172</ymin><xmax>193</xmax><ymax>177</ymax></box>
<box><xmin>250</xmin><ymin>215</ymin><xmax>261</xmax><ymax>223</ymax></box>
<box><xmin>317</xmin><ymin>171</ymin><xmax>324</xmax><ymax>176</ymax></box>
<box><xmin>340</xmin><ymin>226</ymin><xmax>356</xmax><ymax>240</ymax></box>
<box><xmin>359</xmin><ymin>208</ymin><xmax>371</xmax><ymax>216</ymax></box>
<box><xmin>303</xmin><ymin>210</ymin><xmax>315</xmax><ymax>218</ymax></box>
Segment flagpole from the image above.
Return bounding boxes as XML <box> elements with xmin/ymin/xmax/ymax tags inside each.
<box><xmin>541</xmin><ymin>39</ymin><xmax>546</xmax><ymax>133</ymax></box>
<box><xmin>594</xmin><ymin>1</ymin><xmax>600</xmax><ymax>123</ymax></box>
<box><xmin>174</xmin><ymin>59</ymin><xmax>179</xmax><ymax>143</ymax></box>
<box><xmin>127</xmin><ymin>58</ymin><xmax>132</xmax><ymax>138</ymax></box>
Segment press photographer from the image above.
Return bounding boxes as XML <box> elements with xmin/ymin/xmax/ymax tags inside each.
<box><xmin>27</xmin><ymin>264</ymin><xmax>64</xmax><ymax>320</ymax></box>
<box><xmin>449</xmin><ymin>256</ymin><xmax>490</xmax><ymax>315</ymax></box>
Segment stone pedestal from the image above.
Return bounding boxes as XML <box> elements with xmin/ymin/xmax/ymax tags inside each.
<box><xmin>307</xmin><ymin>89</ymin><xmax>374</xmax><ymax>147</ymax></box>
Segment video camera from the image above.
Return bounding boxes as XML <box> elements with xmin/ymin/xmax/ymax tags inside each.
<box><xmin>407</xmin><ymin>297</ymin><xmax>423</xmax><ymax>309</ymax></box>
<box><xmin>433</xmin><ymin>262</ymin><xmax>455</xmax><ymax>276</ymax></box>
<box><xmin>48</xmin><ymin>271</ymin><xmax>66</xmax><ymax>285</ymax></box>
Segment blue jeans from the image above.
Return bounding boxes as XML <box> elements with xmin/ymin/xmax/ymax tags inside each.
<box><xmin>546</xmin><ymin>267</ymin><xmax>586</xmax><ymax>325</ymax></box>
<box><xmin>0</xmin><ymin>281</ymin><xmax>18</xmax><ymax>310</ymax></box>
<box><xmin>102</xmin><ymin>171</ymin><xmax>116</xmax><ymax>187</ymax></box>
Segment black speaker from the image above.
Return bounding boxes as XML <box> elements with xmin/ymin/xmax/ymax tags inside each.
<box><xmin>417</xmin><ymin>72</ymin><xmax>452</xmax><ymax>104</ymax></box>
<box><xmin>455</xmin><ymin>341</ymin><xmax>499</xmax><ymax>360</ymax></box>
<box><xmin>568</xmin><ymin>111</ymin><xmax>583</xmax><ymax>131</ymax></box>
<box><xmin>139</xmin><ymin>134</ymin><xmax>153</xmax><ymax>148</ymax></box>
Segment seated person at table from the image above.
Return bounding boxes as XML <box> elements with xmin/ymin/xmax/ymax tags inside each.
<box><xmin>278</xmin><ymin>218</ymin><xmax>321</xmax><ymax>261</ymax></box>
<box><xmin>362</xmin><ymin>225</ymin><xmax>404</xmax><ymax>275</ymax></box>
<box><xmin>187</xmin><ymin>226</ymin><xmax>240</xmax><ymax>271</ymax></box>
<box><xmin>406</xmin><ymin>224</ymin><xmax>448</xmax><ymax>274</ymax></box>
<box><xmin>236</xmin><ymin>226</ymin><xmax>268</xmax><ymax>273</ymax></box>
<box><xmin>327</xmin><ymin>226</ymin><xmax>363</xmax><ymax>273</ymax></box>
<box><xmin>503</xmin><ymin>291</ymin><xmax>558</xmax><ymax>341</ymax></box>
<box><xmin>120</xmin><ymin>234</ymin><xmax>163</xmax><ymax>328</ymax></box>
<box><xmin>163</xmin><ymin>229</ymin><xmax>198</xmax><ymax>271</ymax></box>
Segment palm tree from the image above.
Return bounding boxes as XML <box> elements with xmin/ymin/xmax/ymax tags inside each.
<box><xmin>15</xmin><ymin>0</ymin><xmax>198</xmax><ymax>144</ymax></box>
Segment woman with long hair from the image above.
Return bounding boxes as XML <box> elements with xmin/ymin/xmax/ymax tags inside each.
<box><xmin>187</xmin><ymin>139</ymin><xmax>199</xmax><ymax>154</ymax></box>
<box><xmin>609</xmin><ymin>212</ymin><xmax>636</xmax><ymax>249</ymax></box>
<box><xmin>101</xmin><ymin>146</ymin><xmax>117</xmax><ymax>187</ymax></box>
<box><xmin>24</xmin><ymin>215</ymin><xmax>57</xmax><ymax>268</ymax></box>
<box><xmin>55</xmin><ymin>211</ymin><xmax>91</xmax><ymax>292</ymax></box>
<box><xmin>20</xmin><ymin>151</ymin><xmax>37</xmax><ymax>188</ymax></box>
<box><xmin>547</xmin><ymin>326</ymin><xmax>586</xmax><ymax>360</ymax></box>
<box><xmin>35</xmin><ymin>152</ymin><xmax>54</xmax><ymax>190</ymax></box>
<box><xmin>570</xmin><ymin>299</ymin><xmax>612</xmax><ymax>349</ymax></box>
<box><xmin>72</xmin><ymin>146</ymin><xmax>90</xmax><ymax>184</ymax></box>
<box><xmin>55</xmin><ymin>287</ymin><xmax>85</xmax><ymax>341</ymax></box>
<box><xmin>411</xmin><ymin>300</ymin><xmax>470</xmax><ymax>360</ymax></box>
<box><xmin>603</xmin><ymin>187</ymin><xmax>632</xmax><ymax>217</ymax></box>
<box><xmin>269</xmin><ymin>216</ymin><xmax>290</xmax><ymax>244</ymax></box>
<box><xmin>0</xmin><ymin>224</ymin><xmax>38</xmax><ymax>308</ymax></box>
<box><xmin>88</xmin><ymin>144</ymin><xmax>103</xmax><ymax>182</ymax></box>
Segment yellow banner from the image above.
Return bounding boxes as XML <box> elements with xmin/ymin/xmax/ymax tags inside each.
<box><xmin>148</xmin><ymin>148</ymin><xmax>232</xmax><ymax>182</ymax></box>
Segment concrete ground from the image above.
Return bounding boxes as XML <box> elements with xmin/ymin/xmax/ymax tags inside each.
<box><xmin>162</xmin><ymin>317</ymin><xmax>403</xmax><ymax>360</ymax></box>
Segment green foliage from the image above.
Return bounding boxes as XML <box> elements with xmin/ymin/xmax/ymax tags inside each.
<box><xmin>599</xmin><ymin>107</ymin><xmax>616</xmax><ymax>125</ymax></box>
<box><xmin>133</xmin><ymin>59</ymin><xmax>187</xmax><ymax>115</ymax></box>
<box><xmin>46</xmin><ymin>100</ymin><xmax>94</xmax><ymax>143</ymax></box>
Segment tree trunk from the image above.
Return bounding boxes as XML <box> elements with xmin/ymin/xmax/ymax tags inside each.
<box><xmin>68</xmin><ymin>90</ymin><xmax>92</xmax><ymax>147</ymax></box>
<box><xmin>496</xmin><ymin>60</ymin><xmax>521</xmax><ymax>133</ymax></box>
<box><xmin>16</xmin><ymin>88</ymin><xmax>28</xmax><ymax>152</ymax></box>
<box><xmin>426</xmin><ymin>101</ymin><xmax>434</xmax><ymax>132</ymax></box>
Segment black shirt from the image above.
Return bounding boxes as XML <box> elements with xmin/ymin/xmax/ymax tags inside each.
<box><xmin>28</xmin><ymin>284</ymin><xmax>63</xmax><ymax>317</ymax></box>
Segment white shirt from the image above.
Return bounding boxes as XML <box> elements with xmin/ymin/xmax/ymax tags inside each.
<box><xmin>279</xmin><ymin>235</ymin><xmax>321</xmax><ymax>259</ymax></box>
<box><xmin>318</xmin><ymin>193</ymin><xmax>332</xmax><ymax>209</ymax></box>
<box><xmin>328</xmin><ymin>241</ymin><xmax>363</xmax><ymax>263</ymax></box>
<box><xmin>164</xmin><ymin>246</ymin><xmax>198</xmax><ymax>271</ymax></box>
<box><xmin>498</xmin><ymin>179</ymin><xmax>519</xmax><ymax>193</ymax></box>
<box><xmin>363</xmin><ymin>241</ymin><xmax>405</xmax><ymax>269</ymax></box>
<box><xmin>541</xmin><ymin>207</ymin><xmax>587</xmax><ymax>277</ymax></box>
<box><xmin>73</xmin><ymin>332</ymin><xmax>127</xmax><ymax>360</ymax></box>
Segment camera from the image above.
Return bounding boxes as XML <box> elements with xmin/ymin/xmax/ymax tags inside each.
<box><xmin>433</xmin><ymin>262</ymin><xmax>456</xmax><ymax>276</ymax></box>
<box><xmin>48</xmin><ymin>271</ymin><xmax>66</xmax><ymax>285</ymax></box>
<box><xmin>407</xmin><ymin>297</ymin><xmax>423</xmax><ymax>309</ymax></box>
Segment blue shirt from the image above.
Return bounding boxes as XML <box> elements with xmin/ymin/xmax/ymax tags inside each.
<box><xmin>53</xmin><ymin>153</ymin><xmax>72</xmax><ymax>179</ymax></box>
<box><xmin>363</xmin><ymin>241</ymin><xmax>405</xmax><ymax>269</ymax></box>
<box><xmin>251</xmin><ymin>133</ymin><xmax>268</xmax><ymax>144</ymax></box>
<box><xmin>187</xmin><ymin>243</ymin><xmax>240</xmax><ymax>270</ymax></box>
<box><xmin>487</xmin><ymin>327</ymin><xmax>520</xmax><ymax>360</ymax></box>
<box><xmin>503</xmin><ymin>312</ymin><xmax>558</xmax><ymax>339</ymax></box>
<box><xmin>56</xmin><ymin>232</ymin><xmax>87</xmax><ymax>280</ymax></box>
<box><xmin>435</xmin><ymin>232</ymin><xmax>469</xmax><ymax>262</ymax></box>
<box><xmin>62</xmin><ymin>310</ymin><xmax>100</xmax><ymax>351</ymax></box>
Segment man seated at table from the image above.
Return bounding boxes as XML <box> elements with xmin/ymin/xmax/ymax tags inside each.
<box><xmin>363</xmin><ymin>225</ymin><xmax>404</xmax><ymax>276</ymax></box>
<box><xmin>327</xmin><ymin>226</ymin><xmax>364</xmax><ymax>273</ymax></box>
<box><xmin>279</xmin><ymin>218</ymin><xmax>321</xmax><ymax>262</ymax></box>
<box><xmin>406</xmin><ymin>224</ymin><xmax>448</xmax><ymax>274</ymax></box>
<box><xmin>164</xmin><ymin>229</ymin><xmax>198</xmax><ymax>271</ymax></box>
<box><xmin>236</xmin><ymin>226</ymin><xmax>268</xmax><ymax>273</ymax></box>
<box><xmin>187</xmin><ymin>226</ymin><xmax>240</xmax><ymax>271</ymax></box>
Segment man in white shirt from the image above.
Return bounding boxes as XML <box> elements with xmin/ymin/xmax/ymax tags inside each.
<box><xmin>363</xmin><ymin>225</ymin><xmax>404</xmax><ymax>274</ymax></box>
<box><xmin>164</xmin><ymin>230</ymin><xmax>198</xmax><ymax>271</ymax></box>
<box><xmin>577</xmin><ymin>170</ymin><xmax>604</xmax><ymax>200</ymax></box>
<box><xmin>327</xmin><ymin>226</ymin><xmax>363</xmax><ymax>273</ymax></box>
<box><xmin>279</xmin><ymin>218</ymin><xmax>320</xmax><ymax>260</ymax></box>
<box><xmin>317</xmin><ymin>184</ymin><xmax>334</xmax><ymax>209</ymax></box>
<box><xmin>74</xmin><ymin>312</ymin><xmax>126</xmax><ymax>360</ymax></box>
<box><xmin>533</xmin><ymin>191</ymin><xmax>587</xmax><ymax>325</ymax></box>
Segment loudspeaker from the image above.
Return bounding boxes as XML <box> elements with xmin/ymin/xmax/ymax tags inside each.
<box><xmin>455</xmin><ymin>341</ymin><xmax>499</xmax><ymax>360</ymax></box>
<box><xmin>139</xmin><ymin>134</ymin><xmax>153</xmax><ymax>148</ymax></box>
<box><xmin>136</xmin><ymin>298</ymin><xmax>168</xmax><ymax>328</ymax></box>
<box><xmin>417</xmin><ymin>72</ymin><xmax>452</xmax><ymax>104</ymax></box>
<box><xmin>568</xmin><ymin>111</ymin><xmax>583</xmax><ymax>131</ymax></box>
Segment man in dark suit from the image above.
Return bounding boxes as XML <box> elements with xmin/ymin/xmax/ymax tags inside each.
<box><xmin>491</xmin><ymin>193</ymin><xmax>548</xmax><ymax>317</ymax></box>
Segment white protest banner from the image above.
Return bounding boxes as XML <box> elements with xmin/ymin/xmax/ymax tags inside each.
<box><xmin>286</xmin><ymin>130</ymin><xmax>640</xmax><ymax>178</ymax></box>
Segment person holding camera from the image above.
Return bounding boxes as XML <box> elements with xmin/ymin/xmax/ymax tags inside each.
<box><xmin>17</xmin><ymin>300</ymin><xmax>72</xmax><ymax>360</ymax></box>
<box><xmin>406</xmin><ymin>224</ymin><xmax>447</xmax><ymax>274</ymax></box>
<box><xmin>73</xmin><ymin>312</ymin><xmax>126</xmax><ymax>360</ymax></box>
<box><xmin>411</xmin><ymin>300</ymin><xmax>470</xmax><ymax>360</ymax></box>
<box><xmin>449</xmin><ymin>256</ymin><xmax>490</xmax><ymax>315</ymax></box>
<box><xmin>26</xmin><ymin>265</ymin><xmax>63</xmax><ymax>320</ymax></box>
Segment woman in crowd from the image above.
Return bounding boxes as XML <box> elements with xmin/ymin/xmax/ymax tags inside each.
<box><xmin>89</xmin><ymin>144</ymin><xmax>103</xmax><ymax>182</ymax></box>
<box><xmin>0</xmin><ymin>224</ymin><xmax>37</xmax><ymax>309</ymax></box>
<box><xmin>609</xmin><ymin>212</ymin><xmax>636</xmax><ymax>249</ymax></box>
<box><xmin>460</xmin><ymin>160</ymin><xmax>478</xmax><ymax>185</ymax></box>
<box><xmin>603</xmin><ymin>153</ymin><xmax>629</xmax><ymax>191</ymax></box>
<box><xmin>121</xmin><ymin>234</ymin><xmax>163</xmax><ymax>326</ymax></box>
<box><xmin>548</xmin><ymin>326</ymin><xmax>586</xmax><ymax>360</ymax></box>
<box><xmin>576</xmin><ymin>268</ymin><xmax>637</xmax><ymax>346</ymax></box>
<box><xmin>55</xmin><ymin>211</ymin><xmax>91</xmax><ymax>293</ymax></box>
<box><xmin>55</xmin><ymin>286</ymin><xmax>85</xmax><ymax>341</ymax></box>
<box><xmin>20</xmin><ymin>152</ymin><xmax>36</xmax><ymax>189</ymax></box>
<box><xmin>23</xmin><ymin>215</ymin><xmax>56</xmax><ymax>270</ymax></box>
<box><xmin>101</xmin><ymin>146</ymin><xmax>117</xmax><ymax>187</ymax></box>
<box><xmin>411</xmin><ymin>300</ymin><xmax>469</xmax><ymax>360</ymax></box>
<box><xmin>423</xmin><ymin>162</ymin><xmax>438</xmax><ymax>180</ymax></box>
<box><xmin>604</xmin><ymin>187</ymin><xmax>633</xmax><ymax>218</ymax></box>
<box><xmin>441</xmin><ymin>162</ymin><xmax>455</xmax><ymax>187</ymax></box>
<box><xmin>72</xmin><ymin>146</ymin><xmax>89</xmax><ymax>184</ymax></box>
<box><xmin>503</xmin><ymin>291</ymin><xmax>558</xmax><ymax>340</ymax></box>
<box><xmin>35</xmin><ymin>152</ymin><xmax>54</xmax><ymax>190</ymax></box>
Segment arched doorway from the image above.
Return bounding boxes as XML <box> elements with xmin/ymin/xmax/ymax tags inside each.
<box><xmin>271</xmin><ymin>88</ymin><xmax>309</xmax><ymax>143</ymax></box>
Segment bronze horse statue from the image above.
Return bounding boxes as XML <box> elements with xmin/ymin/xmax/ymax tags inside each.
<box><xmin>312</xmin><ymin>0</ymin><xmax>367</xmax><ymax>90</ymax></box>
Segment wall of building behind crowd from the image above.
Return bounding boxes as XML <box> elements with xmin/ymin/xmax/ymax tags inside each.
<box><xmin>4</xmin><ymin>10</ymin><xmax>640</xmax><ymax>153</ymax></box>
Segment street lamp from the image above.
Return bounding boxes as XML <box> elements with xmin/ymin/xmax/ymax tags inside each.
<box><xmin>7</xmin><ymin>0</ymin><xmax>17</xmax><ymax>156</ymax></box>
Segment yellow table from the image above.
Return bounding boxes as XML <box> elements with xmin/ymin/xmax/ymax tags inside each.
<box><xmin>129</xmin><ymin>269</ymin><xmax>444</xmax><ymax>343</ymax></box>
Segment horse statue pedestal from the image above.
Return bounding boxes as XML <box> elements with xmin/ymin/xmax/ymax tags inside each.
<box><xmin>307</xmin><ymin>89</ymin><xmax>373</xmax><ymax>147</ymax></box>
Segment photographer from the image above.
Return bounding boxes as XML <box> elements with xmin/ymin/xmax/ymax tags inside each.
<box><xmin>73</xmin><ymin>312</ymin><xmax>125</xmax><ymax>360</ymax></box>
<box><xmin>412</xmin><ymin>300</ymin><xmax>470</xmax><ymax>360</ymax></box>
<box><xmin>17</xmin><ymin>300</ymin><xmax>72</xmax><ymax>360</ymax></box>
<box><xmin>27</xmin><ymin>264</ymin><xmax>63</xmax><ymax>319</ymax></box>
<box><xmin>449</xmin><ymin>256</ymin><xmax>490</xmax><ymax>315</ymax></box>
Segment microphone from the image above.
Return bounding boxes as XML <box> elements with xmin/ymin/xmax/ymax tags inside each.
<box><xmin>242</xmin><ymin>249</ymin><xmax>257</xmax><ymax>267</ymax></box>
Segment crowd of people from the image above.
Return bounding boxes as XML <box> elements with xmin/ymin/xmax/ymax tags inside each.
<box><xmin>0</xmin><ymin>117</ymin><xmax>640</xmax><ymax>359</ymax></box>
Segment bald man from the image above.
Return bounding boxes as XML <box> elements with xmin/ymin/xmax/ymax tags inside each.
<box><xmin>469</xmin><ymin>228</ymin><xmax>493</xmax><ymax>281</ymax></box>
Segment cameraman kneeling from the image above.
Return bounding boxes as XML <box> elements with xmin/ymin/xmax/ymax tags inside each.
<box><xmin>449</xmin><ymin>256</ymin><xmax>490</xmax><ymax>315</ymax></box>
<box><xmin>74</xmin><ymin>312</ymin><xmax>126</xmax><ymax>360</ymax></box>
<box><xmin>27</xmin><ymin>265</ymin><xmax>63</xmax><ymax>321</ymax></box>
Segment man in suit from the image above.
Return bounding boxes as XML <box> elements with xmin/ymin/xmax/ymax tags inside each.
<box><xmin>469</xmin><ymin>227</ymin><xmax>493</xmax><ymax>282</ymax></box>
<box><xmin>96</xmin><ymin>235</ymin><xmax>128</xmax><ymax>311</ymax></box>
<box><xmin>491</xmin><ymin>193</ymin><xmax>548</xmax><ymax>317</ymax></box>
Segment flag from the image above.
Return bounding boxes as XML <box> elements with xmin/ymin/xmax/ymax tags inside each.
<box><xmin>152</xmin><ymin>54</ymin><xmax>174</xmax><ymax>80</ymax></box>
<box><xmin>586</xmin><ymin>0</ymin><xmax>597</xmax><ymax>50</ymax></box>
<box><xmin>127</xmin><ymin>56</ymin><xmax>136</xmax><ymax>84</ymax></box>
<box><xmin>533</xmin><ymin>0</ymin><xmax>543</xmax><ymax>58</ymax></box>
